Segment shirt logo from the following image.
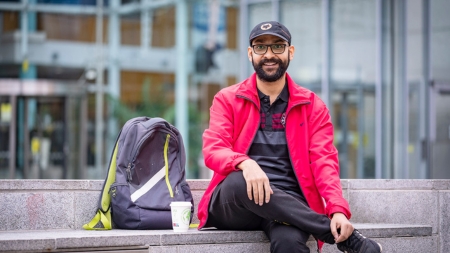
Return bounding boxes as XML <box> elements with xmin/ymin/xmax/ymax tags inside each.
<box><xmin>261</xmin><ymin>23</ymin><xmax>272</xmax><ymax>30</ymax></box>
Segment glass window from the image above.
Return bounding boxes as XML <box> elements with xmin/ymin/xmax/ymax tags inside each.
<box><xmin>280</xmin><ymin>0</ymin><xmax>322</xmax><ymax>91</ymax></box>
<box><xmin>331</xmin><ymin>0</ymin><xmax>377</xmax><ymax>178</ymax></box>
<box><xmin>406</xmin><ymin>0</ymin><xmax>425</xmax><ymax>178</ymax></box>
<box><xmin>121</xmin><ymin>13</ymin><xmax>140</xmax><ymax>46</ymax></box>
<box><xmin>249</xmin><ymin>3</ymin><xmax>272</xmax><ymax>27</ymax></box>
<box><xmin>431</xmin><ymin>0</ymin><xmax>450</xmax><ymax>81</ymax></box>
<box><xmin>247</xmin><ymin>3</ymin><xmax>272</xmax><ymax>77</ymax></box>
<box><xmin>430</xmin><ymin>0</ymin><xmax>450</xmax><ymax>179</ymax></box>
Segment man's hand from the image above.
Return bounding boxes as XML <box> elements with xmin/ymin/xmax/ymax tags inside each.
<box><xmin>237</xmin><ymin>159</ymin><xmax>273</xmax><ymax>205</ymax></box>
<box><xmin>330</xmin><ymin>212</ymin><xmax>354</xmax><ymax>243</ymax></box>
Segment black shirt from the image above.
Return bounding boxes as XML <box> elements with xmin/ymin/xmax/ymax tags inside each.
<box><xmin>247</xmin><ymin>83</ymin><xmax>304</xmax><ymax>201</ymax></box>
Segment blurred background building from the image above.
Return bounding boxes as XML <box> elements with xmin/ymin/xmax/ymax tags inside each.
<box><xmin>0</xmin><ymin>0</ymin><xmax>449</xmax><ymax>180</ymax></box>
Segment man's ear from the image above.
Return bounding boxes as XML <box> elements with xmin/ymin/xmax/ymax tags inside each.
<box><xmin>288</xmin><ymin>45</ymin><xmax>295</xmax><ymax>60</ymax></box>
<box><xmin>247</xmin><ymin>46</ymin><xmax>253</xmax><ymax>61</ymax></box>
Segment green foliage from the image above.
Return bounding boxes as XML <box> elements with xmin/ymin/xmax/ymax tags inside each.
<box><xmin>107</xmin><ymin>78</ymin><xmax>202</xmax><ymax>178</ymax></box>
<box><xmin>108</xmin><ymin>78</ymin><xmax>172</xmax><ymax>124</ymax></box>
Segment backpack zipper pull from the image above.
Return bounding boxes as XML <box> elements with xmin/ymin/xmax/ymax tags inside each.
<box><xmin>126</xmin><ymin>163</ymin><xmax>132</xmax><ymax>182</ymax></box>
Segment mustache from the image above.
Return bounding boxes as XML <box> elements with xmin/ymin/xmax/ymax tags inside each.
<box><xmin>258</xmin><ymin>58</ymin><xmax>283</xmax><ymax>66</ymax></box>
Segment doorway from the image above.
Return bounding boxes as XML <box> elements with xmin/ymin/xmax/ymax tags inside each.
<box><xmin>430</xmin><ymin>82</ymin><xmax>450</xmax><ymax>179</ymax></box>
<box><xmin>0</xmin><ymin>80</ymin><xmax>87</xmax><ymax>179</ymax></box>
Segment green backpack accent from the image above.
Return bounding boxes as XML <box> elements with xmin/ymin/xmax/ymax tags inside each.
<box><xmin>82</xmin><ymin>142</ymin><xmax>118</xmax><ymax>230</ymax></box>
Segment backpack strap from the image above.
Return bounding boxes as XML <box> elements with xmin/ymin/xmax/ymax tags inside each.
<box><xmin>82</xmin><ymin>136</ymin><xmax>120</xmax><ymax>230</ymax></box>
<box><xmin>81</xmin><ymin>207</ymin><xmax>112</xmax><ymax>230</ymax></box>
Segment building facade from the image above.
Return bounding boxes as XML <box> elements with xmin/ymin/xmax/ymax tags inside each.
<box><xmin>0</xmin><ymin>0</ymin><xmax>449</xmax><ymax>180</ymax></box>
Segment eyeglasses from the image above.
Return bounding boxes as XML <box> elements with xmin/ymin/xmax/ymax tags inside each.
<box><xmin>251</xmin><ymin>44</ymin><xmax>287</xmax><ymax>55</ymax></box>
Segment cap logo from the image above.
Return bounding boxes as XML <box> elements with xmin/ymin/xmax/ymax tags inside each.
<box><xmin>260</xmin><ymin>23</ymin><xmax>272</xmax><ymax>30</ymax></box>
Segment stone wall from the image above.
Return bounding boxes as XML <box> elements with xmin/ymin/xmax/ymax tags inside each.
<box><xmin>0</xmin><ymin>179</ymin><xmax>448</xmax><ymax>252</ymax></box>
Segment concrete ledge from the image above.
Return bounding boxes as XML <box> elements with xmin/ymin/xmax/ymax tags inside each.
<box><xmin>0</xmin><ymin>223</ymin><xmax>432</xmax><ymax>252</ymax></box>
<box><xmin>0</xmin><ymin>179</ymin><xmax>447</xmax><ymax>252</ymax></box>
<box><xmin>0</xmin><ymin>180</ymin><xmax>103</xmax><ymax>191</ymax></box>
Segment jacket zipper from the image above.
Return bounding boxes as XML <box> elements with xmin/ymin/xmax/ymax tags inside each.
<box><xmin>126</xmin><ymin>163</ymin><xmax>132</xmax><ymax>182</ymax></box>
<box><xmin>284</xmin><ymin>100</ymin><xmax>310</xmax><ymax>186</ymax></box>
<box><xmin>285</xmin><ymin>101</ymin><xmax>321</xmax><ymax>250</ymax></box>
<box><xmin>121</xmin><ymin>120</ymin><xmax>144</xmax><ymax>182</ymax></box>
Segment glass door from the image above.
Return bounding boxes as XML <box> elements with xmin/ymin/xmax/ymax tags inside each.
<box><xmin>20</xmin><ymin>97</ymin><xmax>67</xmax><ymax>179</ymax></box>
<box><xmin>0</xmin><ymin>80</ymin><xmax>87</xmax><ymax>179</ymax></box>
<box><xmin>332</xmin><ymin>84</ymin><xmax>376</xmax><ymax>179</ymax></box>
<box><xmin>330</xmin><ymin>0</ymin><xmax>377</xmax><ymax>178</ymax></box>
<box><xmin>0</xmin><ymin>96</ymin><xmax>14</xmax><ymax>178</ymax></box>
<box><xmin>430</xmin><ymin>82</ymin><xmax>450</xmax><ymax>178</ymax></box>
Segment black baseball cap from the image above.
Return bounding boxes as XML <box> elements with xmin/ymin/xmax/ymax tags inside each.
<box><xmin>249</xmin><ymin>21</ymin><xmax>292</xmax><ymax>45</ymax></box>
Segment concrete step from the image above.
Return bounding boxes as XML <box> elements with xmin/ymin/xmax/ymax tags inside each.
<box><xmin>0</xmin><ymin>223</ymin><xmax>433</xmax><ymax>252</ymax></box>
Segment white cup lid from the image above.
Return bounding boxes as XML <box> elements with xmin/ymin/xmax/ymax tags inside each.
<box><xmin>170</xmin><ymin>201</ymin><xmax>192</xmax><ymax>207</ymax></box>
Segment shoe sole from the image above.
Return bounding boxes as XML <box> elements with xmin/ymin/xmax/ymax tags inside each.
<box><xmin>338</xmin><ymin>242</ymin><xmax>383</xmax><ymax>252</ymax></box>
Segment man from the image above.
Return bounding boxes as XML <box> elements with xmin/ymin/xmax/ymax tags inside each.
<box><xmin>197</xmin><ymin>21</ymin><xmax>382</xmax><ymax>253</ymax></box>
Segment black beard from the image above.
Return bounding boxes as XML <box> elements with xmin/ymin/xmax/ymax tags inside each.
<box><xmin>252</xmin><ymin>55</ymin><xmax>290</xmax><ymax>82</ymax></box>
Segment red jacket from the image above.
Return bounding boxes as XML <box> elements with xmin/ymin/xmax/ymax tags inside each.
<box><xmin>198</xmin><ymin>73</ymin><xmax>351</xmax><ymax>247</ymax></box>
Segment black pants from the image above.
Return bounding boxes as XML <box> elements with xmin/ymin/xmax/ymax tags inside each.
<box><xmin>206</xmin><ymin>171</ymin><xmax>335</xmax><ymax>253</ymax></box>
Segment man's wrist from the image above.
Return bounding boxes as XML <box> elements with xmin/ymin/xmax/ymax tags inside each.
<box><xmin>331</xmin><ymin>212</ymin><xmax>345</xmax><ymax>218</ymax></box>
<box><xmin>237</xmin><ymin>159</ymin><xmax>250</xmax><ymax>170</ymax></box>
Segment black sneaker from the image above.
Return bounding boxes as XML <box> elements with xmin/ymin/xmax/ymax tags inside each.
<box><xmin>337</xmin><ymin>229</ymin><xmax>382</xmax><ymax>253</ymax></box>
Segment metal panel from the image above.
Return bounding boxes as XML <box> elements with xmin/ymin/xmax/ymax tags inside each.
<box><xmin>0</xmin><ymin>3</ymin><xmax>98</xmax><ymax>14</ymax></box>
<box><xmin>375</xmin><ymin>0</ymin><xmax>384</xmax><ymax>179</ymax></box>
<box><xmin>321</xmin><ymin>0</ymin><xmax>331</xmax><ymax>107</ymax></box>
<box><xmin>400</xmin><ymin>0</ymin><xmax>409</xmax><ymax>178</ymax></box>
<box><xmin>357</xmin><ymin>83</ymin><xmax>365</xmax><ymax>178</ymax></box>
<box><xmin>94</xmin><ymin>0</ymin><xmax>105</xmax><ymax>175</ymax></box>
<box><xmin>239</xmin><ymin>0</ymin><xmax>249</xmax><ymax>82</ymax></box>
<box><xmin>8</xmin><ymin>95</ymin><xmax>17</xmax><ymax>179</ymax></box>
<box><xmin>0</xmin><ymin>41</ymin><xmax>240</xmax><ymax>76</ymax></box>
<box><xmin>20</xmin><ymin>0</ymin><xmax>28</xmax><ymax>64</ymax></box>
<box><xmin>271</xmin><ymin>0</ymin><xmax>279</xmax><ymax>21</ymax></box>
<box><xmin>0</xmin><ymin>80</ymin><xmax>86</xmax><ymax>96</ymax></box>
<box><xmin>393</xmin><ymin>0</ymin><xmax>409</xmax><ymax>178</ymax></box>
<box><xmin>0</xmin><ymin>1</ymin><xmax>173</xmax><ymax>15</ymax></box>
<box><xmin>23</xmin><ymin>98</ymin><xmax>29</xmax><ymax>179</ymax></box>
<box><xmin>422</xmin><ymin>0</ymin><xmax>431</xmax><ymax>179</ymax></box>
<box><xmin>175</xmin><ymin>0</ymin><xmax>189</xmax><ymax>176</ymax></box>
<box><xmin>79</xmin><ymin>95</ymin><xmax>87</xmax><ymax>179</ymax></box>
<box><xmin>106</xmin><ymin>0</ymin><xmax>121</xmax><ymax>169</ymax></box>
<box><xmin>0</xmin><ymin>80</ymin><xmax>21</xmax><ymax>95</ymax></box>
<box><xmin>340</xmin><ymin>92</ymin><xmax>349</xmax><ymax>178</ymax></box>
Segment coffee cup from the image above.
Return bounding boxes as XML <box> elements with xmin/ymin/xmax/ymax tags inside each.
<box><xmin>170</xmin><ymin>201</ymin><xmax>192</xmax><ymax>232</ymax></box>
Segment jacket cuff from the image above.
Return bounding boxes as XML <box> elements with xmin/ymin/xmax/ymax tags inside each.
<box><xmin>328</xmin><ymin>206</ymin><xmax>352</xmax><ymax>220</ymax></box>
<box><xmin>231</xmin><ymin>155</ymin><xmax>250</xmax><ymax>171</ymax></box>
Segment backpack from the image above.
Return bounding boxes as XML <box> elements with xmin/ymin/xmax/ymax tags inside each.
<box><xmin>83</xmin><ymin>116</ymin><xmax>194</xmax><ymax>230</ymax></box>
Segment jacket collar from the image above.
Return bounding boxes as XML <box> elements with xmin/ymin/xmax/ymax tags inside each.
<box><xmin>236</xmin><ymin>73</ymin><xmax>311</xmax><ymax>107</ymax></box>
